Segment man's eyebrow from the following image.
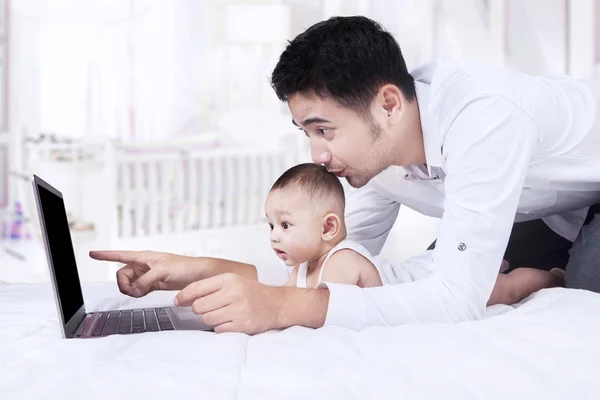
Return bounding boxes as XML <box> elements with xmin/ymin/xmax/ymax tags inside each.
<box><xmin>292</xmin><ymin>117</ymin><xmax>331</xmax><ymax>127</ymax></box>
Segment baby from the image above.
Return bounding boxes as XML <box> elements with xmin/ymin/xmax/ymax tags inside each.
<box><xmin>266</xmin><ymin>162</ymin><xmax>384</xmax><ymax>289</ymax></box>
<box><xmin>266</xmin><ymin>162</ymin><xmax>565</xmax><ymax>306</ymax></box>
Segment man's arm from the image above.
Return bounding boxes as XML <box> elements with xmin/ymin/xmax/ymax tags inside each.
<box><xmin>285</xmin><ymin>95</ymin><xmax>539</xmax><ymax>330</ymax></box>
<box><xmin>276</xmin><ymin>287</ymin><xmax>330</xmax><ymax>329</ymax></box>
<box><xmin>489</xmin><ymin>268</ymin><xmax>564</xmax><ymax>305</ymax></box>
<box><xmin>197</xmin><ymin>257</ymin><xmax>258</xmax><ymax>280</ymax></box>
<box><xmin>344</xmin><ymin>185</ymin><xmax>401</xmax><ymax>255</ymax></box>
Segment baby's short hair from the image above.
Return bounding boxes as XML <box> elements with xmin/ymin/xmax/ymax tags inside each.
<box><xmin>270</xmin><ymin>163</ymin><xmax>345</xmax><ymax>209</ymax></box>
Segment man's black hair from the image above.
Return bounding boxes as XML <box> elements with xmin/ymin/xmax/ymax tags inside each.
<box><xmin>271</xmin><ymin>16</ymin><xmax>416</xmax><ymax>117</ymax></box>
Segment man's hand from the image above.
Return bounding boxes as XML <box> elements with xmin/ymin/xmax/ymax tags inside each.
<box><xmin>175</xmin><ymin>273</ymin><xmax>330</xmax><ymax>334</ymax></box>
<box><xmin>89</xmin><ymin>250</ymin><xmax>206</xmax><ymax>297</ymax></box>
<box><xmin>175</xmin><ymin>273</ymin><xmax>282</xmax><ymax>334</ymax></box>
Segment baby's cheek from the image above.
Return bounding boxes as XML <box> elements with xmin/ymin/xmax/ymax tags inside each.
<box><xmin>289</xmin><ymin>240</ymin><xmax>316</xmax><ymax>262</ymax></box>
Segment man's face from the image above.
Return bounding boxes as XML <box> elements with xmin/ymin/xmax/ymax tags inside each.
<box><xmin>288</xmin><ymin>92</ymin><xmax>392</xmax><ymax>188</ymax></box>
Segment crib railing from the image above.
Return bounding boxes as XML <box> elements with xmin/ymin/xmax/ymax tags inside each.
<box><xmin>115</xmin><ymin>145</ymin><xmax>303</xmax><ymax>239</ymax></box>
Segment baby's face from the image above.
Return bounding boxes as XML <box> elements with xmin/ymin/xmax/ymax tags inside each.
<box><xmin>265</xmin><ymin>187</ymin><xmax>324</xmax><ymax>266</ymax></box>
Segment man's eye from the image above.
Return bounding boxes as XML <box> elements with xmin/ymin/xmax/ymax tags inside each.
<box><xmin>282</xmin><ymin>222</ymin><xmax>289</xmax><ymax>229</ymax></box>
<box><xmin>318</xmin><ymin>129</ymin><xmax>329</xmax><ymax>135</ymax></box>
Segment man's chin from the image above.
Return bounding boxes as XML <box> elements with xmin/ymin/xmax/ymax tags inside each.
<box><xmin>345</xmin><ymin>174</ymin><xmax>370</xmax><ymax>189</ymax></box>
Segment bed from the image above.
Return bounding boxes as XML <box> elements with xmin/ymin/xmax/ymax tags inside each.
<box><xmin>2</xmin><ymin>275</ymin><xmax>600</xmax><ymax>399</ymax></box>
<box><xmin>6</xmin><ymin>126</ymin><xmax>600</xmax><ymax>398</ymax></box>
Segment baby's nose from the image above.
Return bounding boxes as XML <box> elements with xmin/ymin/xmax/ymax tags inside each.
<box><xmin>270</xmin><ymin>231</ymin><xmax>280</xmax><ymax>243</ymax></box>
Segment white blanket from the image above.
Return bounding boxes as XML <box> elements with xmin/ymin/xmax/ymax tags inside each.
<box><xmin>2</xmin><ymin>282</ymin><xmax>600</xmax><ymax>399</ymax></box>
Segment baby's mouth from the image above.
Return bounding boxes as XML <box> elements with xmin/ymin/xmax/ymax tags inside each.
<box><xmin>274</xmin><ymin>249</ymin><xmax>287</xmax><ymax>259</ymax></box>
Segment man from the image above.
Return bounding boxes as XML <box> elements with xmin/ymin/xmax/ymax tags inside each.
<box><xmin>91</xmin><ymin>16</ymin><xmax>600</xmax><ymax>334</ymax></box>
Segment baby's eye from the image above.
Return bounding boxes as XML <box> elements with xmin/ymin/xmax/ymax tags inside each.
<box><xmin>268</xmin><ymin>223</ymin><xmax>274</xmax><ymax>230</ymax></box>
<box><xmin>282</xmin><ymin>222</ymin><xmax>289</xmax><ymax>229</ymax></box>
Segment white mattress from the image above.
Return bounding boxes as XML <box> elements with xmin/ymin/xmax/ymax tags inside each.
<box><xmin>2</xmin><ymin>282</ymin><xmax>600</xmax><ymax>399</ymax></box>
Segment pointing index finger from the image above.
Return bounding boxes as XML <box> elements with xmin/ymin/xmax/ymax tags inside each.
<box><xmin>89</xmin><ymin>250</ymin><xmax>146</xmax><ymax>264</ymax></box>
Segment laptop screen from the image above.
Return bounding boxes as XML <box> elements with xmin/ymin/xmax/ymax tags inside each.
<box><xmin>37</xmin><ymin>183</ymin><xmax>85</xmax><ymax>324</ymax></box>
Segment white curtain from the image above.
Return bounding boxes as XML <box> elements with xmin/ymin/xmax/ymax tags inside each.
<box><xmin>368</xmin><ymin>0</ymin><xmax>569</xmax><ymax>76</ymax></box>
<box><xmin>38</xmin><ymin>0</ymin><xmax>211</xmax><ymax>141</ymax></box>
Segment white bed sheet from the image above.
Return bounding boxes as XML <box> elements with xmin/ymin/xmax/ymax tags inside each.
<box><xmin>1</xmin><ymin>282</ymin><xmax>600</xmax><ymax>399</ymax></box>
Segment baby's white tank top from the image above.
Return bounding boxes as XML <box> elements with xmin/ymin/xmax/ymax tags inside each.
<box><xmin>296</xmin><ymin>239</ymin><xmax>386</xmax><ymax>288</ymax></box>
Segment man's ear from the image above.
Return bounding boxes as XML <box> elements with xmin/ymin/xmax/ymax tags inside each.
<box><xmin>321</xmin><ymin>213</ymin><xmax>341</xmax><ymax>242</ymax></box>
<box><xmin>377</xmin><ymin>84</ymin><xmax>404</xmax><ymax>121</ymax></box>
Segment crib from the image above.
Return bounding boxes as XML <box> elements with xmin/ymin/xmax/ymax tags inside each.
<box><xmin>111</xmin><ymin>134</ymin><xmax>309</xmax><ymax>258</ymax></box>
<box><xmin>117</xmin><ymin>147</ymin><xmax>290</xmax><ymax>234</ymax></box>
<box><xmin>18</xmin><ymin>131</ymin><xmax>309</xmax><ymax>281</ymax></box>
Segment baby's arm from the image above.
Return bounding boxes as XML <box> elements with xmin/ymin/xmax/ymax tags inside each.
<box><xmin>320</xmin><ymin>250</ymin><xmax>383</xmax><ymax>288</ymax></box>
<box><xmin>488</xmin><ymin>268</ymin><xmax>565</xmax><ymax>306</ymax></box>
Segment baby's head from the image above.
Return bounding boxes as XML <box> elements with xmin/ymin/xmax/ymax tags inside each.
<box><xmin>265</xmin><ymin>163</ymin><xmax>346</xmax><ymax>266</ymax></box>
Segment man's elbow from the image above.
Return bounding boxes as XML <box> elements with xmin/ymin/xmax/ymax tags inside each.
<box><xmin>439</xmin><ymin>277</ymin><xmax>489</xmax><ymax>323</ymax></box>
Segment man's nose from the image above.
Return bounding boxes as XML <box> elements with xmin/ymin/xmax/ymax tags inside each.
<box><xmin>310</xmin><ymin>140</ymin><xmax>331</xmax><ymax>164</ymax></box>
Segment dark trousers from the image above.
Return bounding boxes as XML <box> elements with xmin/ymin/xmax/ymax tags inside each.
<box><xmin>428</xmin><ymin>204</ymin><xmax>600</xmax><ymax>293</ymax></box>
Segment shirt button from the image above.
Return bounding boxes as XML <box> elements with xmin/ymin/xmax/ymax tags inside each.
<box><xmin>457</xmin><ymin>243</ymin><xmax>467</xmax><ymax>251</ymax></box>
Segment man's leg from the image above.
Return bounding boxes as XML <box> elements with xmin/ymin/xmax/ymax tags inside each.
<box><xmin>502</xmin><ymin>219</ymin><xmax>573</xmax><ymax>272</ymax></box>
<box><xmin>428</xmin><ymin>218</ymin><xmax>573</xmax><ymax>272</ymax></box>
<box><xmin>564</xmin><ymin>207</ymin><xmax>600</xmax><ymax>292</ymax></box>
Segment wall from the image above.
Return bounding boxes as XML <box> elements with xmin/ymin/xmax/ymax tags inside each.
<box><xmin>3</xmin><ymin>0</ymin><xmax>600</xmax><ymax>284</ymax></box>
<box><xmin>9</xmin><ymin>0</ymin><xmax>42</xmax><ymax>135</ymax></box>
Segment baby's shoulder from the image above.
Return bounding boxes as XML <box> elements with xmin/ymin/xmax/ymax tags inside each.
<box><xmin>329</xmin><ymin>240</ymin><xmax>375</xmax><ymax>263</ymax></box>
<box><xmin>326</xmin><ymin>246</ymin><xmax>374</xmax><ymax>274</ymax></box>
<box><xmin>323</xmin><ymin>248</ymin><xmax>382</xmax><ymax>287</ymax></box>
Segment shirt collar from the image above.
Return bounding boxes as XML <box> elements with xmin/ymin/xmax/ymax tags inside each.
<box><xmin>414</xmin><ymin>75</ymin><xmax>443</xmax><ymax>177</ymax></box>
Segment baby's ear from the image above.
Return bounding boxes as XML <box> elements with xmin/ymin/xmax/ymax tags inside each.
<box><xmin>321</xmin><ymin>213</ymin><xmax>341</xmax><ymax>241</ymax></box>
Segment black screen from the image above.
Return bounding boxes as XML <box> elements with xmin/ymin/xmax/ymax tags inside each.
<box><xmin>37</xmin><ymin>183</ymin><xmax>84</xmax><ymax>323</ymax></box>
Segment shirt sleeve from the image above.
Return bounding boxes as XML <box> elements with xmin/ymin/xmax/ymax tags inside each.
<box><xmin>319</xmin><ymin>95</ymin><xmax>539</xmax><ymax>330</ymax></box>
<box><xmin>344</xmin><ymin>184</ymin><xmax>401</xmax><ymax>256</ymax></box>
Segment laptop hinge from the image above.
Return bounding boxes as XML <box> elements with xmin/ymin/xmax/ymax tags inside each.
<box><xmin>65</xmin><ymin>305</ymin><xmax>87</xmax><ymax>338</ymax></box>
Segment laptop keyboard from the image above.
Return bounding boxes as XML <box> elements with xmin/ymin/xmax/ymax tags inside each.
<box><xmin>90</xmin><ymin>308</ymin><xmax>174</xmax><ymax>337</ymax></box>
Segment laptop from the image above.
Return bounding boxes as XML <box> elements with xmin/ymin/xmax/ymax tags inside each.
<box><xmin>31</xmin><ymin>174</ymin><xmax>213</xmax><ymax>338</ymax></box>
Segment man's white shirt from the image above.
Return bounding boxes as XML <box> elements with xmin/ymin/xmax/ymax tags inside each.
<box><xmin>317</xmin><ymin>61</ymin><xmax>600</xmax><ymax>330</ymax></box>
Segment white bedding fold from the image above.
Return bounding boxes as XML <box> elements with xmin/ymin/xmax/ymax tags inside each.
<box><xmin>1</xmin><ymin>283</ymin><xmax>600</xmax><ymax>399</ymax></box>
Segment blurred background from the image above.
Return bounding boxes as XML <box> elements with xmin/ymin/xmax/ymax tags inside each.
<box><xmin>0</xmin><ymin>0</ymin><xmax>599</xmax><ymax>283</ymax></box>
